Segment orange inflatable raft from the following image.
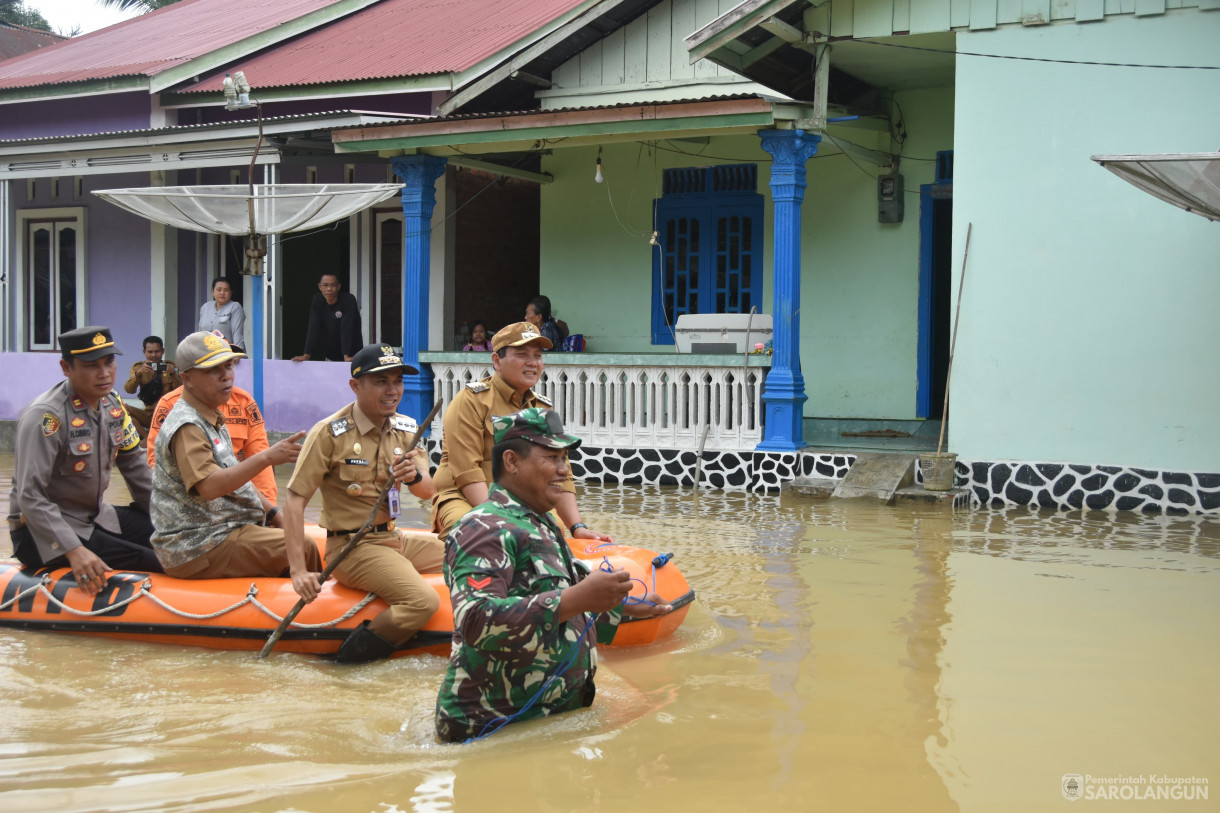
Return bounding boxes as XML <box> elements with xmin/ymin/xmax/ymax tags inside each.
<box><xmin>0</xmin><ymin>528</ymin><xmax>694</xmax><ymax>658</ymax></box>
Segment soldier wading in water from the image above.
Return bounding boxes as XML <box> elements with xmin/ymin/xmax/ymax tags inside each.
<box><xmin>434</xmin><ymin>408</ymin><xmax>670</xmax><ymax>742</ymax></box>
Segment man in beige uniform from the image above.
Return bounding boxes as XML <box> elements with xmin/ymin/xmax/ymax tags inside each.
<box><xmin>150</xmin><ymin>332</ymin><xmax>321</xmax><ymax>580</ymax></box>
<box><xmin>8</xmin><ymin>326</ymin><xmax>161</xmax><ymax>593</ymax></box>
<box><xmin>122</xmin><ymin>335</ymin><xmax>181</xmax><ymax>438</ymax></box>
<box><xmin>430</xmin><ymin>322</ymin><xmax>609</xmax><ymax>542</ymax></box>
<box><xmin>285</xmin><ymin>344</ymin><xmax>442</xmax><ymax>663</ymax></box>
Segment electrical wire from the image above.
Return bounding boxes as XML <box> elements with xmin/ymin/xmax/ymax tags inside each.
<box><xmin>854</xmin><ymin>38</ymin><xmax>1220</xmax><ymax>70</ymax></box>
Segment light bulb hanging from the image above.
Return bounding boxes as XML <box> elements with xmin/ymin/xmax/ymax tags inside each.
<box><xmin>594</xmin><ymin>146</ymin><xmax>604</xmax><ymax>183</ymax></box>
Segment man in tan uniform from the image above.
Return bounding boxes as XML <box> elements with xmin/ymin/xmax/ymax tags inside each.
<box><xmin>285</xmin><ymin>344</ymin><xmax>442</xmax><ymax>663</ymax></box>
<box><xmin>8</xmin><ymin>326</ymin><xmax>161</xmax><ymax>593</ymax></box>
<box><xmin>150</xmin><ymin>332</ymin><xmax>320</xmax><ymax>580</ymax></box>
<box><xmin>122</xmin><ymin>335</ymin><xmax>181</xmax><ymax>438</ymax></box>
<box><xmin>430</xmin><ymin>322</ymin><xmax>609</xmax><ymax>542</ymax></box>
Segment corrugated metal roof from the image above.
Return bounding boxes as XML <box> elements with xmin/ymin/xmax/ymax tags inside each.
<box><xmin>0</xmin><ymin>0</ymin><xmax>349</xmax><ymax>90</ymax></box>
<box><xmin>331</xmin><ymin>93</ymin><xmax>769</xmax><ymax>131</ymax></box>
<box><xmin>176</xmin><ymin>0</ymin><xmax>589</xmax><ymax>92</ymax></box>
<box><xmin>0</xmin><ymin>22</ymin><xmax>66</xmax><ymax>63</ymax></box>
<box><xmin>0</xmin><ymin>109</ymin><xmax>417</xmax><ymax>147</ymax></box>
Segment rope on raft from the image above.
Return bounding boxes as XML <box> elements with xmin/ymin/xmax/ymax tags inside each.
<box><xmin>1</xmin><ymin>574</ymin><xmax>377</xmax><ymax>628</ymax></box>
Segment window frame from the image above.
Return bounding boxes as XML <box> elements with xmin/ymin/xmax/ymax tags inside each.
<box><xmin>15</xmin><ymin>207</ymin><xmax>88</xmax><ymax>352</ymax></box>
<box><xmin>651</xmin><ymin>167</ymin><xmax>763</xmax><ymax>345</ymax></box>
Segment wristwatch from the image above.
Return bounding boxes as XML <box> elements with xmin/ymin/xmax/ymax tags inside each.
<box><xmin>403</xmin><ymin>468</ymin><xmax>423</xmax><ymax>486</ymax></box>
<box><xmin>569</xmin><ymin>522</ymin><xmax>588</xmax><ymax>536</ymax></box>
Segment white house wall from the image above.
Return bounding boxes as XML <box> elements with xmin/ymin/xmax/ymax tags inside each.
<box><xmin>542</xmin><ymin>0</ymin><xmax>780</xmax><ymax>108</ymax></box>
<box><xmin>807</xmin><ymin>0</ymin><xmax>1211</xmax><ymax>36</ymax></box>
<box><xmin>952</xmin><ymin>11</ymin><xmax>1220</xmax><ymax>473</ymax></box>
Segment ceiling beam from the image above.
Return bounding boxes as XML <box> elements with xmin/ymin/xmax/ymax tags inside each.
<box><xmin>447</xmin><ymin>156</ymin><xmax>553</xmax><ymax>184</ymax></box>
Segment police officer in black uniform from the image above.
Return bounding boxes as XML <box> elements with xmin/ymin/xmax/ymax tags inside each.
<box><xmin>7</xmin><ymin>326</ymin><xmax>163</xmax><ymax>595</ymax></box>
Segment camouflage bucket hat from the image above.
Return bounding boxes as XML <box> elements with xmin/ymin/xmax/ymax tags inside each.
<box><xmin>492</xmin><ymin>407</ymin><xmax>581</xmax><ymax>450</ymax></box>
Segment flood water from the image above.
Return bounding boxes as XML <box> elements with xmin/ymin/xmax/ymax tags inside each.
<box><xmin>2</xmin><ymin>454</ymin><xmax>1218</xmax><ymax>812</ymax></box>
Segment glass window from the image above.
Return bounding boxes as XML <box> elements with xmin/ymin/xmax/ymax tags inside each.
<box><xmin>21</xmin><ymin>211</ymin><xmax>84</xmax><ymax>352</ymax></box>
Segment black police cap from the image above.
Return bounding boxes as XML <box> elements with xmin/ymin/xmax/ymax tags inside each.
<box><xmin>350</xmin><ymin>344</ymin><xmax>419</xmax><ymax>378</ymax></box>
<box><xmin>59</xmin><ymin>326</ymin><xmax>123</xmax><ymax>361</ymax></box>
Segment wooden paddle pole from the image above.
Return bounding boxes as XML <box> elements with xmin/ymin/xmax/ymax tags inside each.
<box><xmin>258</xmin><ymin>399</ymin><xmax>443</xmax><ymax>659</ymax></box>
<box><xmin>936</xmin><ymin>222</ymin><xmax>972</xmax><ymax>455</ymax></box>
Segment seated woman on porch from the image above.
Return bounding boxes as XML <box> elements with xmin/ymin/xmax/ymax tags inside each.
<box><xmin>429</xmin><ymin>321</ymin><xmax>610</xmax><ymax>543</ymax></box>
<box><xmin>524</xmin><ymin>296</ymin><xmax>566</xmax><ymax>351</ymax></box>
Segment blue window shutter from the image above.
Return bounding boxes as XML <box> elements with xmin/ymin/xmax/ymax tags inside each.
<box><xmin>652</xmin><ymin>165</ymin><xmax>764</xmax><ymax>345</ymax></box>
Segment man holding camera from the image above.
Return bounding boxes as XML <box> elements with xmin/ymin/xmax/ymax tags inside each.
<box><xmin>123</xmin><ymin>335</ymin><xmax>181</xmax><ymax>439</ymax></box>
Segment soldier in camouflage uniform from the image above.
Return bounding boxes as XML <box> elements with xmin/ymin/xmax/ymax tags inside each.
<box><xmin>434</xmin><ymin>408</ymin><xmax>671</xmax><ymax>743</ymax></box>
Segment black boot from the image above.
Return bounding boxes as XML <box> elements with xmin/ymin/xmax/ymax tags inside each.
<box><xmin>334</xmin><ymin>620</ymin><xmax>397</xmax><ymax>663</ymax></box>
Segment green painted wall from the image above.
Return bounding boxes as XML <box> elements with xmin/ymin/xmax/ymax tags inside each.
<box><xmin>952</xmin><ymin>12</ymin><xmax>1220</xmax><ymax>471</ymax></box>
<box><xmin>540</xmin><ymin>87</ymin><xmax>954</xmax><ymax>419</ymax></box>
<box><xmin>803</xmin><ymin>88</ymin><xmax>955</xmax><ymax>418</ymax></box>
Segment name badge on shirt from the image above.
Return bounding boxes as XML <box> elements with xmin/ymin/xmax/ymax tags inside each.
<box><xmin>387</xmin><ymin>487</ymin><xmax>400</xmax><ymax>518</ymax></box>
<box><xmin>344</xmin><ymin>458</ymin><xmax>369</xmax><ymax>466</ymax></box>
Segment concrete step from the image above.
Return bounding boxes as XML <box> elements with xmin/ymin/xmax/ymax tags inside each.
<box><xmin>784</xmin><ymin>477</ymin><xmax>838</xmax><ymax>498</ymax></box>
<box><xmin>831</xmin><ymin>452</ymin><xmax>917</xmax><ymax>502</ymax></box>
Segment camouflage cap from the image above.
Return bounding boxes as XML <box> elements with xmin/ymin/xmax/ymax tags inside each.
<box><xmin>492</xmin><ymin>408</ymin><xmax>581</xmax><ymax>450</ymax></box>
<box><xmin>176</xmin><ymin>331</ymin><xmax>245</xmax><ymax>371</ymax></box>
<box><xmin>350</xmin><ymin>343</ymin><xmax>419</xmax><ymax>378</ymax></box>
<box><xmin>492</xmin><ymin>321</ymin><xmax>552</xmax><ymax>352</ymax></box>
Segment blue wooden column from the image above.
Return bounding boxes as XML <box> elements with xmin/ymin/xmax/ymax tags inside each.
<box><xmin>757</xmin><ymin>129</ymin><xmax>820</xmax><ymax>451</ymax></box>
<box><xmin>391</xmin><ymin>154</ymin><xmax>447</xmax><ymax>420</ymax></box>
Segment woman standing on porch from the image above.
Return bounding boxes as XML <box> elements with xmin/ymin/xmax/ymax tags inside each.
<box><xmin>197</xmin><ymin>277</ymin><xmax>246</xmax><ymax>351</ymax></box>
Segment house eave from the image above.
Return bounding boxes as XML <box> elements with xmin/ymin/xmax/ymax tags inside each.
<box><xmin>333</xmin><ymin>96</ymin><xmax>781</xmax><ymax>155</ymax></box>
<box><xmin>0</xmin><ymin>75</ymin><xmax>150</xmax><ymax>105</ymax></box>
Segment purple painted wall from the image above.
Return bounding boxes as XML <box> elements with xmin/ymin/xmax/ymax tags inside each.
<box><xmin>259</xmin><ymin>359</ymin><xmax>354</xmax><ymax>431</ymax></box>
<box><xmin>0</xmin><ymin>92</ymin><xmax>154</xmax><ymax>140</ymax></box>
<box><xmin>82</xmin><ymin>172</ymin><xmax>155</xmax><ymax>365</ymax></box>
<box><xmin>2</xmin><ymin>354</ymin><xmax>353</xmax><ymax>429</ymax></box>
<box><xmin>12</xmin><ymin>170</ymin><xmax>153</xmax><ymax>364</ymax></box>
<box><xmin>0</xmin><ymin>354</ymin><xmax>66</xmax><ymax>418</ymax></box>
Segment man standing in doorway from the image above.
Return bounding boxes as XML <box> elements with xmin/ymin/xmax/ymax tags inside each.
<box><xmin>292</xmin><ymin>273</ymin><xmax>363</xmax><ymax>362</ymax></box>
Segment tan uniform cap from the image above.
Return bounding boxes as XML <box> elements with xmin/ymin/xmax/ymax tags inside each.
<box><xmin>492</xmin><ymin>321</ymin><xmax>553</xmax><ymax>352</ymax></box>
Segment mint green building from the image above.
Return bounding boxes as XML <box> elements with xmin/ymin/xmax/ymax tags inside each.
<box><xmin>337</xmin><ymin>0</ymin><xmax>1219</xmax><ymax>512</ymax></box>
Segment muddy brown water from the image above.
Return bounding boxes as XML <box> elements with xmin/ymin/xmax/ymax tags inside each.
<box><xmin>1</xmin><ymin>453</ymin><xmax>1217</xmax><ymax>811</ymax></box>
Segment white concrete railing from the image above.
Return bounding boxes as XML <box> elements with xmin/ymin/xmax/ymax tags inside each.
<box><xmin>423</xmin><ymin>353</ymin><xmax>770</xmax><ymax>451</ymax></box>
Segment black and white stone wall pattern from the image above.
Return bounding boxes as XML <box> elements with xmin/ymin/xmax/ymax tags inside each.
<box><xmin>957</xmin><ymin>461</ymin><xmax>1220</xmax><ymax>514</ymax></box>
<box><xmin>424</xmin><ymin>439</ymin><xmax>1218</xmax><ymax>515</ymax></box>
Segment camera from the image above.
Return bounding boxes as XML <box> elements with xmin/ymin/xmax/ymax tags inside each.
<box><xmin>150</xmin><ymin>362</ymin><xmax>168</xmax><ymax>373</ymax></box>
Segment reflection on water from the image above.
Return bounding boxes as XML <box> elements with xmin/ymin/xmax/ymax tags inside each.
<box><xmin>2</xmin><ymin>455</ymin><xmax>1218</xmax><ymax>811</ymax></box>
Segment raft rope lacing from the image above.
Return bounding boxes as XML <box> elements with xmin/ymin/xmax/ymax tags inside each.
<box><xmin>0</xmin><ymin>574</ymin><xmax>377</xmax><ymax>628</ymax></box>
